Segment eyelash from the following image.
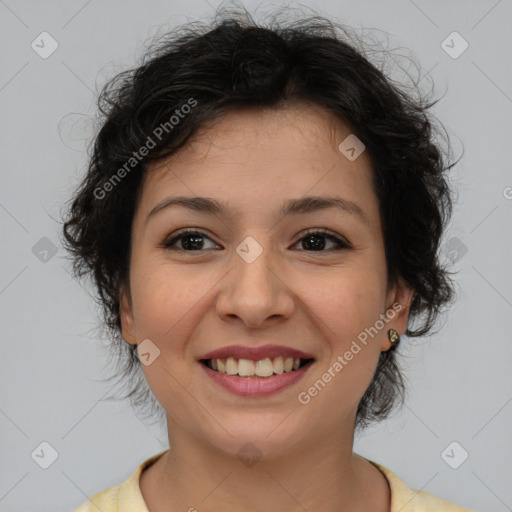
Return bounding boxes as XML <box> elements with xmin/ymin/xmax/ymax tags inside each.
<box><xmin>161</xmin><ymin>228</ymin><xmax>351</xmax><ymax>253</ymax></box>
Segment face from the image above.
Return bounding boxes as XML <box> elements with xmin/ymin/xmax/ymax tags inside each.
<box><xmin>120</xmin><ymin>102</ymin><xmax>413</xmax><ymax>460</ymax></box>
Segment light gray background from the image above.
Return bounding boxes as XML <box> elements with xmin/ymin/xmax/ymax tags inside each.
<box><xmin>1</xmin><ymin>1</ymin><xmax>511</xmax><ymax>511</ymax></box>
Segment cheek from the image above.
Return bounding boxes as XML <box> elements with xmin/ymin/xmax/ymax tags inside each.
<box><xmin>128</xmin><ymin>265</ymin><xmax>205</xmax><ymax>414</ymax></box>
<box><xmin>298</xmin><ymin>279</ymin><xmax>385</xmax><ymax>419</ymax></box>
<box><xmin>302</xmin><ymin>261</ymin><xmax>387</xmax><ymax>400</ymax></box>
<box><xmin>130</xmin><ymin>258</ymin><xmax>198</xmax><ymax>330</ymax></box>
<box><xmin>309</xmin><ymin>266</ymin><xmax>386</xmax><ymax>343</ymax></box>
<box><xmin>128</xmin><ymin>261</ymin><xmax>217</xmax><ymax>366</ymax></box>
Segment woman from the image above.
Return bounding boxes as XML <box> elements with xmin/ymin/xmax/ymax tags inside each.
<box><xmin>64</xmin><ymin>5</ymin><xmax>472</xmax><ymax>511</ymax></box>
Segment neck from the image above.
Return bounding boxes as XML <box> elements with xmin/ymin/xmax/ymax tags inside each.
<box><xmin>140</xmin><ymin>421</ymin><xmax>390</xmax><ymax>512</ymax></box>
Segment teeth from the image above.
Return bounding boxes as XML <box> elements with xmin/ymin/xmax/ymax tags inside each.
<box><xmin>208</xmin><ymin>357</ymin><xmax>305</xmax><ymax>377</ymax></box>
<box><xmin>225</xmin><ymin>357</ymin><xmax>238</xmax><ymax>375</ymax></box>
<box><xmin>238</xmin><ymin>358</ymin><xmax>255</xmax><ymax>376</ymax></box>
<box><xmin>273</xmin><ymin>356</ymin><xmax>284</xmax><ymax>374</ymax></box>
<box><xmin>255</xmin><ymin>358</ymin><xmax>274</xmax><ymax>377</ymax></box>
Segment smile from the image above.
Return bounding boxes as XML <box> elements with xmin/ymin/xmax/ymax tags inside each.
<box><xmin>201</xmin><ymin>356</ymin><xmax>314</xmax><ymax>378</ymax></box>
<box><xmin>199</xmin><ymin>358</ymin><xmax>315</xmax><ymax>397</ymax></box>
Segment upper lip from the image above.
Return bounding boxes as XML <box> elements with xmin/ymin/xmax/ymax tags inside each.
<box><xmin>199</xmin><ymin>344</ymin><xmax>315</xmax><ymax>361</ymax></box>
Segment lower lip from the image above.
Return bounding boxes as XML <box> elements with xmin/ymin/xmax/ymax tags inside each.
<box><xmin>199</xmin><ymin>361</ymin><xmax>314</xmax><ymax>397</ymax></box>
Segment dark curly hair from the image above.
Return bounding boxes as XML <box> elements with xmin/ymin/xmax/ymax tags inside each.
<box><xmin>61</xmin><ymin>3</ymin><xmax>459</xmax><ymax>431</ymax></box>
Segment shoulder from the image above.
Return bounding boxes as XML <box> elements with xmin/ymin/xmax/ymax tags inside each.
<box><xmin>71</xmin><ymin>451</ymin><xmax>168</xmax><ymax>512</ymax></box>
<box><xmin>71</xmin><ymin>483</ymin><xmax>120</xmax><ymax>512</ymax></box>
<box><xmin>370</xmin><ymin>461</ymin><xmax>476</xmax><ymax>512</ymax></box>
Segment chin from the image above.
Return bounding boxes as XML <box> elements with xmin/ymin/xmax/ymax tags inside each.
<box><xmin>196</xmin><ymin>413</ymin><xmax>309</xmax><ymax>462</ymax></box>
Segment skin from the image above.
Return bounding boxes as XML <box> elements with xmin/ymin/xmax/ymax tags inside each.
<box><xmin>120</xmin><ymin>102</ymin><xmax>414</xmax><ymax>512</ymax></box>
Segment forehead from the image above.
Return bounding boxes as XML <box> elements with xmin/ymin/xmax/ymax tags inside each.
<box><xmin>137</xmin><ymin>103</ymin><xmax>378</xmax><ymax>224</ymax></box>
<box><xmin>149</xmin><ymin>102</ymin><xmax>367</xmax><ymax>171</ymax></box>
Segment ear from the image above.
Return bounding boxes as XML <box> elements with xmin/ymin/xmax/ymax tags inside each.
<box><xmin>380</xmin><ymin>277</ymin><xmax>415</xmax><ymax>352</ymax></box>
<box><xmin>119</xmin><ymin>283</ymin><xmax>137</xmax><ymax>345</ymax></box>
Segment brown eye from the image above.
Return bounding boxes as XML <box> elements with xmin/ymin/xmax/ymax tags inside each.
<box><xmin>163</xmin><ymin>230</ymin><xmax>219</xmax><ymax>251</ymax></box>
<box><xmin>293</xmin><ymin>229</ymin><xmax>351</xmax><ymax>252</ymax></box>
<box><xmin>161</xmin><ymin>228</ymin><xmax>351</xmax><ymax>253</ymax></box>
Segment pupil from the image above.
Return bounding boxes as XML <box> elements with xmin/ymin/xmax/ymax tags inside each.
<box><xmin>303</xmin><ymin>235</ymin><xmax>325</xmax><ymax>251</ymax></box>
<box><xmin>183</xmin><ymin>234</ymin><xmax>203</xmax><ymax>250</ymax></box>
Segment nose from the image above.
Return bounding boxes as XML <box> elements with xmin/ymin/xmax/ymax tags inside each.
<box><xmin>215</xmin><ymin>238</ymin><xmax>295</xmax><ymax>329</ymax></box>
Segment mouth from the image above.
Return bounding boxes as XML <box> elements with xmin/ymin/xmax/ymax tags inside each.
<box><xmin>197</xmin><ymin>344</ymin><xmax>316</xmax><ymax>397</ymax></box>
<box><xmin>200</xmin><ymin>356</ymin><xmax>315</xmax><ymax>378</ymax></box>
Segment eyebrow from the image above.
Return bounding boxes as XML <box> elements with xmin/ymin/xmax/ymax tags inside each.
<box><xmin>146</xmin><ymin>195</ymin><xmax>369</xmax><ymax>226</ymax></box>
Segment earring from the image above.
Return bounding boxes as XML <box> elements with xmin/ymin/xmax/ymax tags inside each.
<box><xmin>387</xmin><ymin>329</ymin><xmax>400</xmax><ymax>345</ymax></box>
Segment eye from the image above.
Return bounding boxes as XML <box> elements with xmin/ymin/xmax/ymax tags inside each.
<box><xmin>161</xmin><ymin>228</ymin><xmax>351</xmax><ymax>253</ymax></box>
<box><xmin>292</xmin><ymin>228</ymin><xmax>351</xmax><ymax>252</ymax></box>
<box><xmin>162</xmin><ymin>229</ymin><xmax>220</xmax><ymax>251</ymax></box>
